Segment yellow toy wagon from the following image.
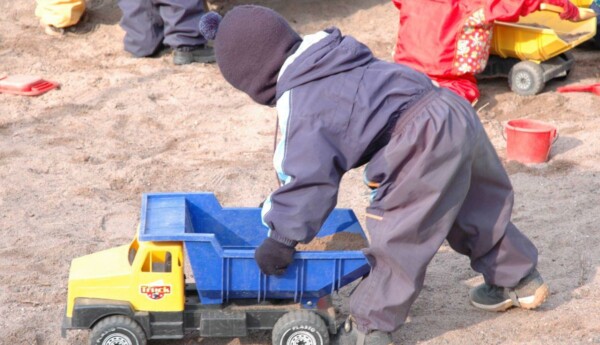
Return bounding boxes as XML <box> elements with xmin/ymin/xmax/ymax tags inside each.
<box><xmin>481</xmin><ymin>5</ymin><xmax>597</xmax><ymax>95</ymax></box>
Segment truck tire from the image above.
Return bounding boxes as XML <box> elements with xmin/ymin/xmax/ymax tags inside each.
<box><xmin>508</xmin><ymin>61</ymin><xmax>545</xmax><ymax>96</ymax></box>
<box><xmin>272</xmin><ymin>310</ymin><xmax>329</xmax><ymax>345</ymax></box>
<box><xmin>89</xmin><ymin>315</ymin><xmax>147</xmax><ymax>345</ymax></box>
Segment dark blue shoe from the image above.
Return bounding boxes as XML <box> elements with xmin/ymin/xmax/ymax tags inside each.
<box><xmin>332</xmin><ymin>317</ymin><xmax>394</xmax><ymax>345</ymax></box>
<box><xmin>173</xmin><ymin>44</ymin><xmax>215</xmax><ymax>65</ymax></box>
<box><xmin>470</xmin><ymin>269</ymin><xmax>549</xmax><ymax>312</ymax></box>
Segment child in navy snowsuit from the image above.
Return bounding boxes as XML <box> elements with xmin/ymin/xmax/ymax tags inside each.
<box><xmin>198</xmin><ymin>6</ymin><xmax>548</xmax><ymax>344</ymax></box>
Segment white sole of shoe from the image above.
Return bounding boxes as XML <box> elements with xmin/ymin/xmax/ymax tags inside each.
<box><xmin>470</xmin><ymin>298</ymin><xmax>514</xmax><ymax>312</ymax></box>
<box><xmin>471</xmin><ymin>283</ymin><xmax>550</xmax><ymax>312</ymax></box>
<box><xmin>519</xmin><ymin>283</ymin><xmax>550</xmax><ymax>310</ymax></box>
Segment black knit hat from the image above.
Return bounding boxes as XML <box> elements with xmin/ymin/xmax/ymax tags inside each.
<box><xmin>198</xmin><ymin>6</ymin><xmax>302</xmax><ymax>106</ymax></box>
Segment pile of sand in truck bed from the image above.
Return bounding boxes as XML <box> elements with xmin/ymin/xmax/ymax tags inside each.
<box><xmin>296</xmin><ymin>232</ymin><xmax>368</xmax><ymax>251</ymax></box>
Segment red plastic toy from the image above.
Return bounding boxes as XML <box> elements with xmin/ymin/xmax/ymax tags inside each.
<box><xmin>0</xmin><ymin>75</ymin><xmax>60</xmax><ymax>96</ymax></box>
<box><xmin>557</xmin><ymin>83</ymin><xmax>600</xmax><ymax>96</ymax></box>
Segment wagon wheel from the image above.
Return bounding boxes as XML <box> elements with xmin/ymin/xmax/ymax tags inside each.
<box><xmin>508</xmin><ymin>61</ymin><xmax>545</xmax><ymax>96</ymax></box>
<box><xmin>272</xmin><ymin>310</ymin><xmax>330</xmax><ymax>345</ymax></box>
<box><xmin>89</xmin><ymin>315</ymin><xmax>147</xmax><ymax>345</ymax></box>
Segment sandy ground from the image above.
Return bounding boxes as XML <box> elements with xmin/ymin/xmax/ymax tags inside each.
<box><xmin>1</xmin><ymin>0</ymin><xmax>600</xmax><ymax>344</ymax></box>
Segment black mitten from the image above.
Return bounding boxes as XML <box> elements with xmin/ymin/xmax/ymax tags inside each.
<box><xmin>254</xmin><ymin>237</ymin><xmax>296</xmax><ymax>275</ymax></box>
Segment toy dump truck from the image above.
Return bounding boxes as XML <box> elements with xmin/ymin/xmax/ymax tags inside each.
<box><xmin>61</xmin><ymin>192</ymin><xmax>370</xmax><ymax>345</ymax></box>
<box><xmin>481</xmin><ymin>5</ymin><xmax>597</xmax><ymax>95</ymax></box>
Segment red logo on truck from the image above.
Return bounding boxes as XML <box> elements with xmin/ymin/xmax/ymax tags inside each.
<box><xmin>140</xmin><ymin>285</ymin><xmax>172</xmax><ymax>300</ymax></box>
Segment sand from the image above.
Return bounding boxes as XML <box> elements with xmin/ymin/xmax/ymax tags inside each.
<box><xmin>296</xmin><ymin>232</ymin><xmax>368</xmax><ymax>251</ymax></box>
<box><xmin>1</xmin><ymin>0</ymin><xmax>600</xmax><ymax>344</ymax></box>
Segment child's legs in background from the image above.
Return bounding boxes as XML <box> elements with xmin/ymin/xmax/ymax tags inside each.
<box><xmin>119</xmin><ymin>0</ymin><xmax>165</xmax><ymax>57</ymax></box>
<box><xmin>35</xmin><ymin>0</ymin><xmax>86</xmax><ymax>28</ymax></box>
<box><xmin>157</xmin><ymin>0</ymin><xmax>207</xmax><ymax>49</ymax></box>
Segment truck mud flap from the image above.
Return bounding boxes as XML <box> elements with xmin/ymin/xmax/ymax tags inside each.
<box><xmin>148</xmin><ymin>312</ymin><xmax>184</xmax><ymax>339</ymax></box>
<box><xmin>69</xmin><ymin>298</ymin><xmax>153</xmax><ymax>338</ymax></box>
<box><xmin>71</xmin><ymin>298</ymin><xmax>137</xmax><ymax>329</ymax></box>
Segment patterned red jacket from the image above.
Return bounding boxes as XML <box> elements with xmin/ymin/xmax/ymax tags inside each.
<box><xmin>392</xmin><ymin>0</ymin><xmax>542</xmax><ymax>103</ymax></box>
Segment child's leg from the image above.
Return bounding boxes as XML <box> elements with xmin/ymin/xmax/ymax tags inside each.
<box><xmin>35</xmin><ymin>0</ymin><xmax>86</xmax><ymax>29</ymax></box>
<box><xmin>349</xmin><ymin>90</ymin><xmax>481</xmax><ymax>333</ymax></box>
<box><xmin>118</xmin><ymin>0</ymin><xmax>165</xmax><ymax>57</ymax></box>
<box><xmin>446</xmin><ymin>133</ymin><xmax>538</xmax><ymax>288</ymax></box>
<box><xmin>446</xmin><ymin>131</ymin><xmax>545</xmax><ymax>312</ymax></box>
<box><xmin>157</xmin><ymin>0</ymin><xmax>207</xmax><ymax>49</ymax></box>
<box><xmin>429</xmin><ymin>74</ymin><xmax>480</xmax><ymax>105</ymax></box>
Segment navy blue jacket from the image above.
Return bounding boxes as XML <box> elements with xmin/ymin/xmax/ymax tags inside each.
<box><xmin>262</xmin><ymin>28</ymin><xmax>436</xmax><ymax>246</ymax></box>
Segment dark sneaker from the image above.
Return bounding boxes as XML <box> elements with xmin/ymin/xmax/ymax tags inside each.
<box><xmin>332</xmin><ymin>317</ymin><xmax>394</xmax><ymax>345</ymax></box>
<box><xmin>469</xmin><ymin>269</ymin><xmax>549</xmax><ymax>312</ymax></box>
<box><xmin>173</xmin><ymin>44</ymin><xmax>215</xmax><ymax>65</ymax></box>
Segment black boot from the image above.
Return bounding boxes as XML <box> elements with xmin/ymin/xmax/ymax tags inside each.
<box><xmin>173</xmin><ymin>44</ymin><xmax>215</xmax><ymax>65</ymax></box>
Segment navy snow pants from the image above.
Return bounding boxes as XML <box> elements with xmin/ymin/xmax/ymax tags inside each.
<box><xmin>118</xmin><ymin>0</ymin><xmax>207</xmax><ymax>57</ymax></box>
<box><xmin>349</xmin><ymin>88</ymin><xmax>538</xmax><ymax>333</ymax></box>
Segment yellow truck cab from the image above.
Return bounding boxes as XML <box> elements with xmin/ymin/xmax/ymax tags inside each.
<box><xmin>63</xmin><ymin>236</ymin><xmax>186</xmax><ymax>342</ymax></box>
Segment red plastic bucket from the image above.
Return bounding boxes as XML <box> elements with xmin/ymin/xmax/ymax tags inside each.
<box><xmin>504</xmin><ymin>119</ymin><xmax>558</xmax><ymax>164</ymax></box>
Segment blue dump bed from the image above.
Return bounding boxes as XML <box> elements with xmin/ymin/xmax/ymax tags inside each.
<box><xmin>139</xmin><ymin>193</ymin><xmax>370</xmax><ymax>306</ymax></box>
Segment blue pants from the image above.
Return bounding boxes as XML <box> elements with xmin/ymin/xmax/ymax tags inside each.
<box><xmin>118</xmin><ymin>0</ymin><xmax>207</xmax><ymax>57</ymax></box>
<box><xmin>350</xmin><ymin>89</ymin><xmax>538</xmax><ymax>332</ymax></box>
